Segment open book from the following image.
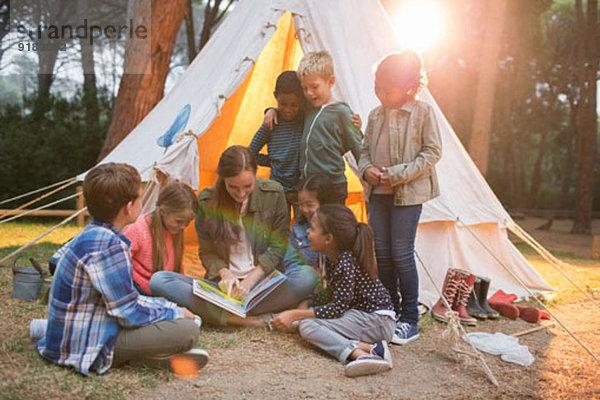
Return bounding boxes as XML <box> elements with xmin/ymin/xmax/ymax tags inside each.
<box><xmin>192</xmin><ymin>270</ymin><xmax>286</xmax><ymax>318</ymax></box>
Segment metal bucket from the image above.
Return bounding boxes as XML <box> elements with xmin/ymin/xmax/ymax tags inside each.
<box><xmin>12</xmin><ymin>267</ymin><xmax>46</xmax><ymax>301</ymax></box>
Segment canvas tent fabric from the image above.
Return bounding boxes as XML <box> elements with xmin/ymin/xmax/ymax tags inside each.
<box><xmin>91</xmin><ymin>0</ymin><xmax>552</xmax><ymax>306</ymax></box>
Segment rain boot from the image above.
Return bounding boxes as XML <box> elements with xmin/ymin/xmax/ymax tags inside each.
<box><xmin>477</xmin><ymin>277</ymin><xmax>499</xmax><ymax>319</ymax></box>
<box><xmin>431</xmin><ymin>268</ymin><xmax>461</xmax><ymax>323</ymax></box>
<box><xmin>466</xmin><ymin>278</ymin><xmax>488</xmax><ymax>319</ymax></box>
<box><xmin>452</xmin><ymin>272</ymin><xmax>477</xmax><ymax>326</ymax></box>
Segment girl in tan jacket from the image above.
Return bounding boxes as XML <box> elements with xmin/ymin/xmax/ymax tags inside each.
<box><xmin>358</xmin><ymin>50</ymin><xmax>442</xmax><ymax>345</ymax></box>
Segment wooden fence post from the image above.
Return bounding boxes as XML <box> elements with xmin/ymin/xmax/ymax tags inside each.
<box><xmin>76</xmin><ymin>186</ymin><xmax>84</xmax><ymax>227</ymax></box>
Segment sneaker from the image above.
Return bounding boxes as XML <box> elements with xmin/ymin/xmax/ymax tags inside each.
<box><xmin>391</xmin><ymin>322</ymin><xmax>419</xmax><ymax>345</ymax></box>
<box><xmin>370</xmin><ymin>340</ymin><xmax>393</xmax><ymax>368</ymax></box>
<box><xmin>30</xmin><ymin>318</ymin><xmax>48</xmax><ymax>341</ymax></box>
<box><xmin>143</xmin><ymin>348</ymin><xmax>209</xmax><ymax>376</ymax></box>
<box><xmin>344</xmin><ymin>355</ymin><xmax>391</xmax><ymax>377</ymax></box>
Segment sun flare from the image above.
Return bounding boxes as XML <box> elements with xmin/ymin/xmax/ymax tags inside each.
<box><xmin>392</xmin><ymin>0</ymin><xmax>446</xmax><ymax>51</ymax></box>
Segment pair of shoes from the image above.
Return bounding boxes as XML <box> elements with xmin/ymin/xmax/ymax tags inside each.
<box><xmin>30</xmin><ymin>318</ymin><xmax>48</xmax><ymax>341</ymax></box>
<box><xmin>370</xmin><ymin>340</ymin><xmax>393</xmax><ymax>368</ymax></box>
<box><xmin>466</xmin><ymin>277</ymin><xmax>500</xmax><ymax>320</ymax></box>
<box><xmin>143</xmin><ymin>348</ymin><xmax>209</xmax><ymax>376</ymax></box>
<box><xmin>431</xmin><ymin>268</ymin><xmax>477</xmax><ymax>325</ymax></box>
<box><xmin>489</xmin><ymin>301</ymin><xmax>542</xmax><ymax>323</ymax></box>
<box><xmin>391</xmin><ymin>322</ymin><xmax>419</xmax><ymax>345</ymax></box>
<box><xmin>344</xmin><ymin>350</ymin><xmax>391</xmax><ymax>378</ymax></box>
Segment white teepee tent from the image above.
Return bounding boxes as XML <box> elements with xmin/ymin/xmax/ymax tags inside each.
<box><xmin>92</xmin><ymin>0</ymin><xmax>552</xmax><ymax>305</ymax></box>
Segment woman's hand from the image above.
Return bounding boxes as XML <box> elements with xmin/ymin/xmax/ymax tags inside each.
<box><xmin>364</xmin><ymin>166</ymin><xmax>382</xmax><ymax>185</ymax></box>
<box><xmin>264</xmin><ymin>108</ymin><xmax>278</xmax><ymax>130</ymax></box>
<box><xmin>236</xmin><ymin>266</ymin><xmax>266</xmax><ymax>299</ymax></box>
<box><xmin>218</xmin><ymin>268</ymin><xmax>240</xmax><ymax>297</ymax></box>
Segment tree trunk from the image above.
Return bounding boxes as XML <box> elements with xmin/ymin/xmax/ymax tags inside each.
<box><xmin>184</xmin><ymin>0</ymin><xmax>196</xmax><ymax>63</ymax></box>
<box><xmin>560</xmin><ymin>102</ymin><xmax>577</xmax><ymax>209</ymax></box>
<box><xmin>34</xmin><ymin>0</ymin><xmax>70</xmax><ymax>117</ymax></box>
<box><xmin>78</xmin><ymin>0</ymin><xmax>99</xmax><ymax>126</ymax></box>
<box><xmin>571</xmin><ymin>0</ymin><xmax>598</xmax><ymax>234</ymax></box>
<box><xmin>198</xmin><ymin>0</ymin><xmax>235</xmax><ymax>51</ymax></box>
<box><xmin>80</xmin><ymin>38</ymin><xmax>99</xmax><ymax>126</ymax></box>
<box><xmin>467</xmin><ymin>0</ymin><xmax>508</xmax><ymax>176</ymax></box>
<box><xmin>527</xmin><ymin>129</ymin><xmax>548</xmax><ymax>208</ymax></box>
<box><xmin>99</xmin><ymin>0</ymin><xmax>187</xmax><ymax>160</ymax></box>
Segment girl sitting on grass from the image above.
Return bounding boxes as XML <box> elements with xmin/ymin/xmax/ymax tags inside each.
<box><xmin>271</xmin><ymin>204</ymin><xmax>396</xmax><ymax>377</ymax></box>
<box><xmin>124</xmin><ymin>182</ymin><xmax>199</xmax><ymax>296</ymax></box>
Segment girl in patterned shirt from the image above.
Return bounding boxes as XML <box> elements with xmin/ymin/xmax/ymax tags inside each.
<box><xmin>271</xmin><ymin>204</ymin><xmax>396</xmax><ymax>377</ymax></box>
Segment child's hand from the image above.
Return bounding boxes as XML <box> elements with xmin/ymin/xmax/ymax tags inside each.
<box><xmin>264</xmin><ymin>108</ymin><xmax>278</xmax><ymax>130</ymax></box>
<box><xmin>379</xmin><ymin>167</ymin><xmax>391</xmax><ymax>186</ymax></box>
<box><xmin>297</xmin><ymin>299</ymin><xmax>311</xmax><ymax>309</ymax></box>
<box><xmin>181</xmin><ymin>307</ymin><xmax>196</xmax><ymax>319</ymax></box>
<box><xmin>271</xmin><ymin>310</ymin><xmax>296</xmax><ymax>330</ymax></box>
<box><xmin>351</xmin><ymin>113</ymin><xmax>362</xmax><ymax>130</ymax></box>
<box><xmin>364</xmin><ymin>166</ymin><xmax>382</xmax><ymax>185</ymax></box>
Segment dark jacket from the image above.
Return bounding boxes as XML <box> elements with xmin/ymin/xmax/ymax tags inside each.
<box><xmin>195</xmin><ymin>178</ymin><xmax>289</xmax><ymax>281</ymax></box>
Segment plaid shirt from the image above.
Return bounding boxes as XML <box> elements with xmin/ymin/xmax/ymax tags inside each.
<box><xmin>37</xmin><ymin>220</ymin><xmax>183</xmax><ymax>375</ymax></box>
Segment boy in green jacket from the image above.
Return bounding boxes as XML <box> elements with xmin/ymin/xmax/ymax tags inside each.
<box><xmin>266</xmin><ymin>51</ymin><xmax>363</xmax><ymax>204</ymax></box>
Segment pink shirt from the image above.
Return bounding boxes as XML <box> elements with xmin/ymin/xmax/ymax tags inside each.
<box><xmin>124</xmin><ymin>214</ymin><xmax>176</xmax><ymax>295</ymax></box>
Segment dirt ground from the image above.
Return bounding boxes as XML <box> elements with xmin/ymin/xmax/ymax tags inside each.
<box><xmin>131</xmin><ymin>217</ymin><xmax>600</xmax><ymax>400</ymax></box>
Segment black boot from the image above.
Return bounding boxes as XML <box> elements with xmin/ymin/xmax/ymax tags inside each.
<box><xmin>466</xmin><ymin>278</ymin><xmax>488</xmax><ymax>319</ymax></box>
<box><xmin>477</xmin><ymin>277</ymin><xmax>499</xmax><ymax>319</ymax></box>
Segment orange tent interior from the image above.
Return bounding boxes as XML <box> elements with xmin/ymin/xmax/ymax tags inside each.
<box><xmin>183</xmin><ymin>13</ymin><xmax>367</xmax><ymax>276</ymax></box>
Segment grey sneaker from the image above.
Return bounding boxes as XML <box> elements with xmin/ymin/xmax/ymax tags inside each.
<box><xmin>30</xmin><ymin>318</ymin><xmax>47</xmax><ymax>341</ymax></box>
<box><xmin>344</xmin><ymin>355</ymin><xmax>391</xmax><ymax>377</ymax></box>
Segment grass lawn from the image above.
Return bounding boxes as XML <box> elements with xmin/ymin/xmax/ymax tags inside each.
<box><xmin>0</xmin><ymin>221</ymin><xmax>598</xmax><ymax>399</ymax></box>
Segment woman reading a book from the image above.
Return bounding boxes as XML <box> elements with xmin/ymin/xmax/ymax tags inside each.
<box><xmin>150</xmin><ymin>145</ymin><xmax>316</xmax><ymax>327</ymax></box>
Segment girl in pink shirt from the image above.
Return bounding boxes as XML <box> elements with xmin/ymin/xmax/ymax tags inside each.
<box><xmin>125</xmin><ymin>182</ymin><xmax>199</xmax><ymax>295</ymax></box>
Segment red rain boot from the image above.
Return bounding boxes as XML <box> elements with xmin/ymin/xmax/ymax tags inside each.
<box><xmin>489</xmin><ymin>301</ymin><xmax>520</xmax><ymax>319</ymax></box>
<box><xmin>431</xmin><ymin>268</ymin><xmax>461</xmax><ymax>323</ymax></box>
<box><xmin>489</xmin><ymin>289</ymin><xmax>518</xmax><ymax>304</ymax></box>
<box><xmin>516</xmin><ymin>305</ymin><xmax>541</xmax><ymax>323</ymax></box>
<box><xmin>452</xmin><ymin>272</ymin><xmax>478</xmax><ymax>326</ymax></box>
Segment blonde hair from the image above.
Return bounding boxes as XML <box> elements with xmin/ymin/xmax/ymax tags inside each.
<box><xmin>150</xmin><ymin>182</ymin><xmax>199</xmax><ymax>273</ymax></box>
<box><xmin>297</xmin><ymin>50</ymin><xmax>334</xmax><ymax>81</ymax></box>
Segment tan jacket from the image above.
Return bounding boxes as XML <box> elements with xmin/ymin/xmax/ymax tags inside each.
<box><xmin>358</xmin><ymin>100</ymin><xmax>442</xmax><ymax>206</ymax></box>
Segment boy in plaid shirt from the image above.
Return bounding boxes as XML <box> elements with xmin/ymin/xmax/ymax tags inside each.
<box><xmin>36</xmin><ymin>163</ymin><xmax>208</xmax><ymax>375</ymax></box>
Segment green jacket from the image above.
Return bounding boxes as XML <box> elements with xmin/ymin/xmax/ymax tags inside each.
<box><xmin>194</xmin><ymin>178</ymin><xmax>289</xmax><ymax>281</ymax></box>
<box><xmin>299</xmin><ymin>102</ymin><xmax>363</xmax><ymax>184</ymax></box>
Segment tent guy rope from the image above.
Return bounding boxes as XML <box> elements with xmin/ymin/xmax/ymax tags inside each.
<box><xmin>0</xmin><ymin>193</ymin><xmax>80</xmax><ymax>225</ymax></box>
<box><xmin>0</xmin><ymin>179</ymin><xmax>78</xmax><ymax>220</ymax></box>
<box><xmin>456</xmin><ymin>217</ymin><xmax>600</xmax><ymax>366</ymax></box>
<box><xmin>0</xmin><ymin>208</ymin><xmax>86</xmax><ymax>266</ymax></box>
<box><xmin>0</xmin><ymin>177</ymin><xmax>76</xmax><ymax>206</ymax></box>
<box><xmin>416</xmin><ymin>251</ymin><xmax>499</xmax><ymax>386</ymax></box>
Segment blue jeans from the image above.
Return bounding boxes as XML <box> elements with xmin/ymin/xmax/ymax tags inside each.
<box><xmin>149</xmin><ymin>265</ymin><xmax>318</xmax><ymax>326</ymax></box>
<box><xmin>369</xmin><ymin>194</ymin><xmax>422</xmax><ymax>324</ymax></box>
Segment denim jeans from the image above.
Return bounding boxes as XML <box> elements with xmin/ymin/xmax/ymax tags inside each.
<box><xmin>369</xmin><ymin>194</ymin><xmax>422</xmax><ymax>324</ymax></box>
<box><xmin>149</xmin><ymin>265</ymin><xmax>318</xmax><ymax>325</ymax></box>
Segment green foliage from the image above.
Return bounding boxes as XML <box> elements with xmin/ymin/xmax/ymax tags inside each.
<box><xmin>0</xmin><ymin>89</ymin><xmax>112</xmax><ymax>204</ymax></box>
